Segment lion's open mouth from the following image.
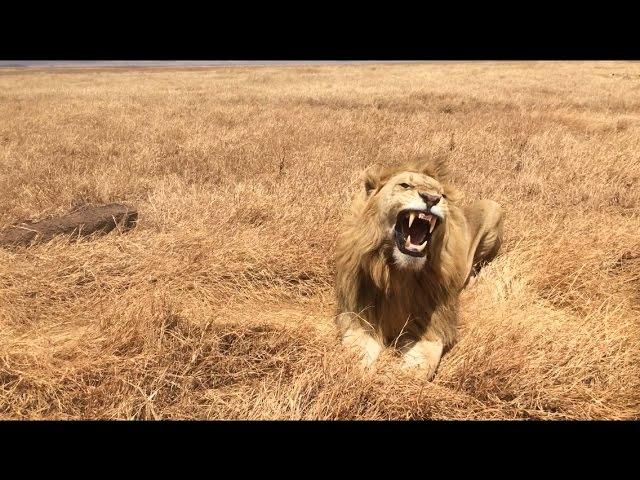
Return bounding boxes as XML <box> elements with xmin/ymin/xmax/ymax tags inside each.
<box><xmin>394</xmin><ymin>209</ymin><xmax>438</xmax><ymax>257</ymax></box>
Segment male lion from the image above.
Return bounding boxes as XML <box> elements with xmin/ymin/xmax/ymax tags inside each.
<box><xmin>335</xmin><ymin>156</ymin><xmax>503</xmax><ymax>379</ymax></box>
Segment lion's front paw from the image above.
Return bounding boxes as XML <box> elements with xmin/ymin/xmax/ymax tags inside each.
<box><xmin>401</xmin><ymin>338</ymin><xmax>444</xmax><ymax>380</ymax></box>
<box><xmin>342</xmin><ymin>329</ymin><xmax>383</xmax><ymax>369</ymax></box>
<box><xmin>402</xmin><ymin>353</ymin><xmax>439</xmax><ymax>380</ymax></box>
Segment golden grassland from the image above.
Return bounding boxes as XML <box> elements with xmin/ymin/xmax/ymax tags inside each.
<box><xmin>0</xmin><ymin>62</ymin><xmax>639</xmax><ymax>419</ymax></box>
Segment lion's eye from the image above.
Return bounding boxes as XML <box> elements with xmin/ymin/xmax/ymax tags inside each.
<box><xmin>399</xmin><ymin>183</ymin><xmax>411</xmax><ymax>189</ymax></box>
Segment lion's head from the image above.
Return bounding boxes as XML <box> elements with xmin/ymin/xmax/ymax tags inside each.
<box><xmin>340</xmin><ymin>156</ymin><xmax>465</xmax><ymax>277</ymax></box>
<box><xmin>361</xmin><ymin>161</ymin><xmax>459</xmax><ymax>268</ymax></box>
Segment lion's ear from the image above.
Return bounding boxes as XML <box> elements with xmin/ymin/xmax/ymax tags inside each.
<box><xmin>361</xmin><ymin>165</ymin><xmax>382</xmax><ymax>197</ymax></box>
<box><xmin>443</xmin><ymin>184</ymin><xmax>463</xmax><ymax>203</ymax></box>
<box><xmin>416</xmin><ymin>154</ymin><xmax>451</xmax><ymax>183</ymax></box>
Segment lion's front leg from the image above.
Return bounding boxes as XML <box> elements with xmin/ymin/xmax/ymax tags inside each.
<box><xmin>400</xmin><ymin>302</ymin><xmax>456</xmax><ymax>380</ymax></box>
<box><xmin>401</xmin><ymin>337</ymin><xmax>444</xmax><ymax>380</ymax></box>
<box><xmin>336</xmin><ymin>311</ymin><xmax>384</xmax><ymax>368</ymax></box>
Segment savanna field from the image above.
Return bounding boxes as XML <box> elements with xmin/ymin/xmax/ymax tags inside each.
<box><xmin>0</xmin><ymin>62</ymin><xmax>639</xmax><ymax>419</ymax></box>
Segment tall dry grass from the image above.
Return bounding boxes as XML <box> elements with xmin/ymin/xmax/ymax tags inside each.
<box><xmin>0</xmin><ymin>62</ymin><xmax>639</xmax><ymax>419</ymax></box>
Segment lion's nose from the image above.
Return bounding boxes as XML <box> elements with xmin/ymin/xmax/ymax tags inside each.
<box><xmin>419</xmin><ymin>192</ymin><xmax>442</xmax><ymax>207</ymax></box>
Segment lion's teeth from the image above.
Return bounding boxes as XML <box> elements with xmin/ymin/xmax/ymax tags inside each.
<box><xmin>429</xmin><ymin>216</ymin><xmax>436</xmax><ymax>233</ymax></box>
<box><xmin>405</xmin><ymin>235</ymin><xmax>412</xmax><ymax>248</ymax></box>
<box><xmin>417</xmin><ymin>239</ymin><xmax>428</xmax><ymax>251</ymax></box>
<box><xmin>418</xmin><ymin>212</ymin><xmax>429</xmax><ymax>221</ymax></box>
<box><xmin>408</xmin><ymin>212</ymin><xmax>416</xmax><ymax>228</ymax></box>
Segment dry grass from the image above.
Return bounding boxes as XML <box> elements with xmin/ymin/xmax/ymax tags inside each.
<box><xmin>1</xmin><ymin>61</ymin><xmax>639</xmax><ymax>419</ymax></box>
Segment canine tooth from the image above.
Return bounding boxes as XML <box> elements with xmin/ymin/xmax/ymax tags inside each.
<box><xmin>417</xmin><ymin>239</ymin><xmax>428</xmax><ymax>251</ymax></box>
<box><xmin>429</xmin><ymin>216</ymin><xmax>436</xmax><ymax>233</ymax></box>
<box><xmin>408</xmin><ymin>212</ymin><xmax>416</xmax><ymax>228</ymax></box>
<box><xmin>405</xmin><ymin>235</ymin><xmax>412</xmax><ymax>248</ymax></box>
